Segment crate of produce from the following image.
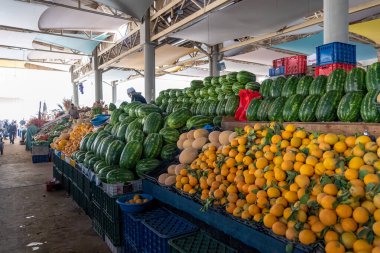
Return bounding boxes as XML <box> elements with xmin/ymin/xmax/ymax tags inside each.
<box><xmin>92</xmin><ymin>219</ymin><xmax>104</xmax><ymax>240</ymax></box>
<box><xmin>62</xmin><ymin>174</ymin><xmax>71</xmax><ymax>194</ymax></box>
<box><xmin>268</xmin><ymin>68</ymin><xmax>275</xmax><ymax>77</ymax></box>
<box><xmin>124</xmin><ymin>237</ymin><xmax>139</xmax><ymax>253</ymax></box>
<box><xmin>92</xmin><ymin>182</ymin><xmax>105</xmax><ymax>207</ymax></box>
<box><xmin>63</xmin><ymin>162</ymin><xmax>73</xmax><ymax>180</ymax></box>
<box><xmin>71</xmin><ymin>167</ymin><xmax>79</xmax><ymax>186</ymax></box>
<box><xmin>83</xmin><ymin>175</ymin><xmax>92</xmax><ymax>199</ymax></box>
<box><xmin>84</xmin><ymin>195</ymin><xmax>93</xmax><ymax>218</ymax></box>
<box><xmin>168</xmin><ymin>231</ymin><xmax>238</xmax><ymax>253</ymax></box>
<box><xmin>316</xmin><ymin>42</ymin><xmax>356</xmax><ymax>66</ymax></box>
<box><xmin>315</xmin><ymin>63</ymin><xmax>356</xmax><ymax>77</ymax></box>
<box><xmin>93</xmin><ymin>201</ymin><xmax>104</xmax><ymax>225</ymax></box>
<box><xmin>52</xmin><ymin>166</ymin><xmax>62</xmax><ymax>182</ymax></box>
<box><xmin>32</xmin><ymin>154</ymin><xmax>49</xmax><ymax>163</ymax></box>
<box><xmin>104</xmin><ymin>215</ymin><xmax>122</xmax><ymax>246</ymax></box>
<box><xmin>72</xmin><ymin>184</ymin><xmax>80</xmax><ymax>205</ymax></box>
<box><xmin>285</xmin><ymin>55</ymin><xmax>307</xmax><ymax>75</ymax></box>
<box><xmin>122</xmin><ymin>208</ymin><xmax>170</xmax><ymax>251</ymax></box>
<box><xmin>103</xmin><ymin>183</ymin><xmax>125</xmax><ymax>197</ymax></box>
<box><xmin>104</xmin><ymin>193</ymin><xmax>122</xmax><ymax>222</ymax></box>
<box><xmin>275</xmin><ymin>66</ymin><xmax>285</xmax><ymax>76</ymax></box>
<box><xmin>75</xmin><ymin>168</ymin><xmax>84</xmax><ymax>191</ymax></box>
<box><xmin>273</xmin><ymin>58</ymin><xmax>285</xmax><ymax>68</ymax></box>
<box><xmin>141</xmin><ymin>214</ymin><xmax>198</xmax><ymax>253</ymax></box>
<box><xmin>32</xmin><ymin>145</ymin><xmax>50</xmax><ymax>155</ymax></box>
<box><xmin>105</xmin><ymin>235</ymin><xmax>123</xmax><ymax>253</ymax></box>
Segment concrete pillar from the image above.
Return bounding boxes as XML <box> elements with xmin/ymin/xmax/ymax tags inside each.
<box><xmin>72</xmin><ymin>83</ymin><xmax>79</xmax><ymax>106</ymax></box>
<box><xmin>111</xmin><ymin>81</ymin><xmax>117</xmax><ymax>103</ymax></box>
<box><xmin>93</xmin><ymin>49</ymin><xmax>103</xmax><ymax>101</ymax></box>
<box><xmin>323</xmin><ymin>0</ymin><xmax>349</xmax><ymax>44</ymax></box>
<box><xmin>141</xmin><ymin>9</ymin><xmax>155</xmax><ymax>102</ymax></box>
<box><xmin>209</xmin><ymin>45</ymin><xmax>220</xmax><ymax>76</ymax></box>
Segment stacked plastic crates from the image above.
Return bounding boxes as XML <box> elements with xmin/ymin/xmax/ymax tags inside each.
<box><xmin>284</xmin><ymin>55</ymin><xmax>307</xmax><ymax>75</ymax></box>
<box><xmin>315</xmin><ymin>42</ymin><xmax>356</xmax><ymax>77</ymax></box>
<box><xmin>269</xmin><ymin>58</ymin><xmax>285</xmax><ymax>77</ymax></box>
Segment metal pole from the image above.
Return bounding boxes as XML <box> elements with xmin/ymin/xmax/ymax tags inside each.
<box><xmin>209</xmin><ymin>45</ymin><xmax>220</xmax><ymax>76</ymax></box>
<box><xmin>72</xmin><ymin>83</ymin><xmax>79</xmax><ymax>106</ymax></box>
<box><xmin>323</xmin><ymin>0</ymin><xmax>349</xmax><ymax>44</ymax></box>
<box><xmin>141</xmin><ymin>9</ymin><xmax>155</xmax><ymax>102</ymax></box>
<box><xmin>93</xmin><ymin>49</ymin><xmax>103</xmax><ymax>101</ymax></box>
<box><xmin>111</xmin><ymin>81</ymin><xmax>117</xmax><ymax>103</ymax></box>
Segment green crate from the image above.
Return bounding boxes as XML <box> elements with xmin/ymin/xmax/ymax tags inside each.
<box><xmin>53</xmin><ymin>166</ymin><xmax>62</xmax><ymax>182</ymax></box>
<box><xmin>103</xmin><ymin>193</ymin><xmax>121</xmax><ymax>222</ymax></box>
<box><xmin>84</xmin><ymin>195</ymin><xmax>93</xmax><ymax>218</ymax></box>
<box><xmin>104</xmin><ymin>214</ymin><xmax>122</xmax><ymax>246</ymax></box>
<box><xmin>62</xmin><ymin>175</ymin><xmax>71</xmax><ymax>195</ymax></box>
<box><xmin>92</xmin><ymin>182</ymin><xmax>105</xmax><ymax>208</ymax></box>
<box><xmin>168</xmin><ymin>231</ymin><xmax>238</xmax><ymax>253</ymax></box>
<box><xmin>63</xmin><ymin>162</ymin><xmax>73</xmax><ymax>180</ymax></box>
<box><xmin>92</xmin><ymin>201</ymin><xmax>104</xmax><ymax>225</ymax></box>
<box><xmin>74</xmin><ymin>168</ymin><xmax>84</xmax><ymax>191</ymax></box>
<box><xmin>92</xmin><ymin>219</ymin><xmax>104</xmax><ymax>240</ymax></box>
<box><xmin>83</xmin><ymin>175</ymin><xmax>92</xmax><ymax>199</ymax></box>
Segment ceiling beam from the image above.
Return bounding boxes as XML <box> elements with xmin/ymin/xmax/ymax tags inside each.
<box><xmin>220</xmin><ymin>0</ymin><xmax>380</xmax><ymax>53</ymax></box>
<box><xmin>0</xmin><ymin>25</ymin><xmax>114</xmax><ymax>44</ymax></box>
<box><xmin>0</xmin><ymin>44</ymin><xmax>90</xmax><ymax>56</ymax></box>
<box><xmin>0</xmin><ymin>57</ymin><xmax>72</xmax><ymax>66</ymax></box>
<box><xmin>19</xmin><ymin>0</ymin><xmax>132</xmax><ymax>21</ymax></box>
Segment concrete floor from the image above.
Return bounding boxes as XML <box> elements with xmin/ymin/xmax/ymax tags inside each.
<box><xmin>0</xmin><ymin>139</ymin><xmax>109</xmax><ymax>253</ymax></box>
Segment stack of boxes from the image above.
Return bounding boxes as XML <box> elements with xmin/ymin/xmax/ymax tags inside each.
<box><xmin>269</xmin><ymin>55</ymin><xmax>307</xmax><ymax>77</ymax></box>
<box><xmin>315</xmin><ymin>42</ymin><xmax>356</xmax><ymax>76</ymax></box>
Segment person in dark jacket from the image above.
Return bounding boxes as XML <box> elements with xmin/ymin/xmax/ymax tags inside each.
<box><xmin>127</xmin><ymin>88</ymin><xmax>147</xmax><ymax>104</ymax></box>
<box><xmin>8</xmin><ymin>121</ymin><xmax>17</xmax><ymax>144</ymax></box>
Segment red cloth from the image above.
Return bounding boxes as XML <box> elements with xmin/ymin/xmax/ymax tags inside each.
<box><xmin>235</xmin><ymin>90</ymin><xmax>262</xmax><ymax>121</ymax></box>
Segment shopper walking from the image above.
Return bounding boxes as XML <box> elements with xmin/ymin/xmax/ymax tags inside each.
<box><xmin>127</xmin><ymin>88</ymin><xmax>147</xmax><ymax>104</ymax></box>
<box><xmin>8</xmin><ymin>121</ymin><xmax>17</xmax><ymax>144</ymax></box>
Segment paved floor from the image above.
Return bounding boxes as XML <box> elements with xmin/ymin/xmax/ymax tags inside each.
<box><xmin>0</xmin><ymin>139</ymin><xmax>109</xmax><ymax>253</ymax></box>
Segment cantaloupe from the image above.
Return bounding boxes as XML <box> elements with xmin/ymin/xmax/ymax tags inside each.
<box><xmin>228</xmin><ymin>132</ymin><xmax>238</xmax><ymax>142</ymax></box>
<box><xmin>175</xmin><ymin>164</ymin><xmax>185</xmax><ymax>175</ymax></box>
<box><xmin>179</xmin><ymin>133</ymin><xmax>188</xmax><ymax>140</ymax></box>
<box><xmin>194</xmin><ymin>129</ymin><xmax>209</xmax><ymax>139</ymax></box>
<box><xmin>187</xmin><ymin>130</ymin><xmax>195</xmax><ymax>139</ymax></box>
<box><xmin>167</xmin><ymin>164</ymin><xmax>176</xmax><ymax>174</ymax></box>
<box><xmin>177</xmin><ymin>138</ymin><xmax>185</xmax><ymax>150</ymax></box>
<box><xmin>219</xmin><ymin>131</ymin><xmax>233</xmax><ymax>145</ymax></box>
<box><xmin>209</xmin><ymin>131</ymin><xmax>221</xmax><ymax>143</ymax></box>
<box><xmin>192</xmin><ymin>137</ymin><xmax>208</xmax><ymax>150</ymax></box>
<box><xmin>179</xmin><ymin>147</ymin><xmax>198</xmax><ymax>164</ymax></box>
<box><xmin>183</xmin><ymin>139</ymin><xmax>194</xmax><ymax>149</ymax></box>
<box><xmin>164</xmin><ymin>175</ymin><xmax>176</xmax><ymax>186</ymax></box>
<box><xmin>158</xmin><ymin>173</ymin><xmax>169</xmax><ymax>184</ymax></box>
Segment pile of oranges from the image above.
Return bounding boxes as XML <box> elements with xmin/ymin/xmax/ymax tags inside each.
<box><xmin>175</xmin><ymin>122</ymin><xmax>380</xmax><ymax>253</ymax></box>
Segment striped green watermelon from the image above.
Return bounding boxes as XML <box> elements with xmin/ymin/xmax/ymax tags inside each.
<box><xmin>106</xmin><ymin>169</ymin><xmax>135</xmax><ymax>184</ymax></box>
<box><xmin>110</xmin><ymin>109</ymin><xmax>123</xmax><ymax>124</ymax></box>
<box><xmin>246</xmin><ymin>98</ymin><xmax>263</xmax><ymax>121</ymax></box>
<box><xmin>282</xmin><ymin>94</ymin><xmax>304</xmax><ymax>122</ymax></box>
<box><xmin>218</xmin><ymin>75</ymin><xmax>227</xmax><ymax>84</ymax></box>
<box><xmin>143</xmin><ymin>133</ymin><xmax>163</xmax><ymax>159</ymax></box>
<box><xmin>166</xmin><ymin>108</ymin><xmax>192</xmax><ymax>129</ymax></box>
<box><xmin>269</xmin><ymin>77</ymin><xmax>286</xmax><ymax>98</ymax></box>
<box><xmin>345</xmin><ymin>68</ymin><xmax>366</xmax><ymax>93</ymax></box>
<box><xmin>119</xmin><ymin>141</ymin><xmax>143</xmax><ymax>170</ymax></box>
<box><xmin>79</xmin><ymin>133</ymin><xmax>92</xmax><ymax>151</ymax></box>
<box><xmin>237</xmin><ymin>71</ymin><xmax>256</xmax><ymax>84</ymax></box>
<box><xmin>259</xmin><ymin>79</ymin><xmax>273</xmax><ymax>98</ymax></box>
<box><xmin>160</xmin><ymin>143</ymin><xmax>178</xmax><ymax>161</ymax></box>
<box><xmin>118</xmin><ymin>113</ymin><xmax>128</xmax><ymax>122</ymax></box>
<box><xmin>97</xmin><ymin>135</ymin><xmax>115</xmax><ymax>159</ymax></box>
<box><xmin>361</xmin><ymin>90</ymin><xmax>380</xmax><ymax>123</ymax></box>
<box><xmin>111</xmin><ymin>122</ymin><xmax>121</xmax><ymax>136</ymax></box>
<box><xmin>94</xmin><ymin>160</ymin><xmax>107</xmax><ymax>174</ymax></box>
<box><xmin>245</xmin><ymin>82</ymin><xmax>261</xmax><ymax>92</ymax></box>
<box><xmin>137</xmin><ymin>105</ymin><xmax>162</xmax><ymax>118</ymax></box>
<box><xmin>298</xmin><ymin>95</ymin><xmax>320</xmax><ymax>122</ymax></box>
<box><xmin>159</xmin><ymin>128</ymin><xmax>180</xmax><ymax>144</ymax></box>
<box><xmin>125</xmin><ymin>119</ymin><xmax>142</xmax><ymax>141</ymax></box>
<box><xmin>136</xmin><ymin>158</ymin><xmax>161</xmax><ymax>178</ymax></box>
<box><xmin>315</xmin><ymin>91</ymin><xmax>342</xmax><ymax>122</ymax></box>
<box><xmin>126</xmin><ymin>129</ymin><xmax>145</xmax><ymax>143</ymax></box>
<box><xmin>143</xmin><ymin>112</ymin><xmax>163</xmax><ymax>134</ymax></box>
<box><xmin>208</xmin><ymin>100</ymin><xmax>219</xmax><ymax>116</ymax></box>
<box><xmin>225</xmin><ymin>96</ymin><xmax>240</xmax><ymax>116</ymax></box>
<box><xmin>128</xmin><ymin>102</ymin><xmax>142</xmax><ymax>117</ymax></box>
<box><xmin>191</xmin><ymin>80</ymin><xmax>204</xmax><ymax>89</ymax></box>
<box><xmin>91</xmin><ymin>131</ymin><xmax>109</xmax><ymax>153</ymax></box>
<box><xmin>221</xmin><ymin>82</ymin><xmax>233</xmax><ymax>95</ymax></box>
<box><xmin>104</xmin><ymin>124</ymin><xmax>113</xmax><ymax>133</ymax></box>
<box><xmin>190</xmin><ymin>103</ymin><xmax>198</xmax><ymax>115</ymax></box>
<box><xmin>337</xmin><ymin>92</ymin><xmax>363</xmax><ymax>122</ymax></box>
<box><xmin>213</xmin><ymin>116</ymin><xmax>222</xmax><ymax>127</ymax></box>
<box><xmin>216</xmin><ymin>99</ymin><xmax>227</xmax><ymax>116</ymax></box>
<box><xmin>105</xmin><ymin>139</ymin><xmax>125</xmax><ymax>166</ymax></box>
<box><xmin>297</xmin><ymin>76</ymin><xmax>314</xmax><ymax>96</ymax></box>
<box><xmin>268</xmin><ymin>97</ymin><xmax>287</xmax><ymax>121</ymax></box>
<box><xmin>116</xmin><ymin>122</ymin><xmax>129</xmax><ymax>141</ymax></box>
<box><xmin>227</xmin><ymin>72</ymin><xmax>238</xmax><ymax>83</ymax></box>
<box><xmin>281</xmin><ymin>76</ymin><xmax>299</xmax><ymax>97</ymax></box>
<box><xmin>326</xmin><ymin>69</ymin><xmax>347</xmax><ymax>93</ymax></box>
<box><xmin>366</xmin><ymin>62</ymin><xmax>380</xmax><ymax>91</ymax></box>
<box><xmin>232</xmin><ymin>82</ymin><xmax>245</xmax><ymax>95</ymax></box>
<box><xmin>256</xmin><ymin>98</ymin><xmax>273</xmax><ymax>121</ymax></box>
<box><xmin>309</xmin><ymin>75</ymin><xmax>327</xmax><ymax>95</ymax></box>
<box><xmin>211</xmin><ymin>77</ymin><xmax>219</xmax><ymax>86</ymax></box>
<box><xmin>208</xmin><ymin>85</ymin><xmax>218</xmax><ymax>98</ymax></box>
<box><xmin>186</xmin><ymin>115</ymin><xmax>213</xmax><ymax>129</ymax></box>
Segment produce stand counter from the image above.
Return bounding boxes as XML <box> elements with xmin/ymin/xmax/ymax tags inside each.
<box><xmin>142</xmin><ymin>180</ymin><xmax>318</xmax><ymax>253</ymax></box>
<box><xmin>222</xmin><ymin>116</ymin><xmax>380</xmax><ymax>136</ymax></box>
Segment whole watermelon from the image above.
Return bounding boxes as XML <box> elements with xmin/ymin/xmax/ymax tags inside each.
<box><xmin>136</xmin><ymin>158</ymin><xmax>161</xmax><ymax>178</ymax></box>
<box><xmin>315</xmin><ymin>91</ymin><xmax>342</xmax><ymax>122</ymax></box>
<box><xmin>166</xmin><ymin>108</ymin><xmax>192</xmax><ymax>129</ymax></box>
<box><xmin>106</xmin><ymin>169</ymin><xmax>135</xmax><ymax>184</ymax></box>
<box><xmin>237</xmin><ymin>71</ymin><xmax>256</xmax><ymax>84</ymax></box>
<box><xmin>105</xmin><ymin>139</ymin><xmax>125</xmax><ymax>166</ymax></box>
<box><xmin>366</xmin><ymin>62</ymin><xmax>380</xmax><ymax>91</ymax></box>
<box><xmin>337</xmin><ymin>92</ymin><xmax>363</xmax><ymax>122</ymax></box>
<box><xmin>282</xmin><ymin>94</ymin><xmax>304</xmax><ymax>122</ymax></box>
<box><xmin>361</xmin><ymin>90</ymin><xmax>380</xmax><ymax>123</ymax></box>
<box><xmin>160</xmin><ymin>144</ymin><xmax>178</xmax><ymax>161</ymax></box>
<box><xmin>309</xmin><ymin>75</ymin><xmax>327</xmax><ymax>95</ymax></box>
<box><xmin>159</xmin><ymin>128</ymin><xmax>180</xmax><ymax>144</ymax></box>
<box><xmin>119</xmin><ymin>141</ymin><xmax>143</xmax><ymax>170</ymax></box>
<box><xmin>326</xmin><ymin>69</ymin><xmax>347</xmax><ymax>93</ymax></box>
<box><xmin>143</xmin><ymin>112</ymin><xmax>163</xmax><ymax>134</ymax></box>
<box><xmin>143</xmin><ymin>133</ymin><xmax>163</xmax><ymax>159</ymax></box>
<box><xmin>296</xmin><ymin>76</ymin><xmax>314</xmax><ymax>96</ymax></box>
<box><xmin>269</xmin><ymin>77</ymin><xmax>286</xmax><ymax>98</ymax></box>
<box><xmin>345</xmin><ymin>68</ymin><xmax>366</xmax><ymax>93</ymax></box>
<box><xmin>186</xmin><ymin>115</ymin><xmax>213</xmax><ymax>129</ymax></box>
<box><xmin>246</xmin><ymin>98</ymin><xmax>263</xmax><ymax>121</ymax></box>
<box><xmin>298</xmin><ymin>95</ymin><xmax>320</xmax><ymax>122</ymax></box>
<box><xmin>268</xmin><ymin>97</ymin><xmax>287</xmax><ymax>121</ymax></box>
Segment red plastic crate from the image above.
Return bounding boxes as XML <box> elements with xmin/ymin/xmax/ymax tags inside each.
<box><xmin>315</xmin><ymin>63</ymin><xmax>356</xmax><ymax>77</ymax></box>
<box><xmin>285</xmin><ymin>55</ymin><xmax>307</xmax><ymax>75</ymax></box>
<box><xmin>272</xmin><ymin>58</ymin><xmax>285</xmax><ymax>68</ymax></box>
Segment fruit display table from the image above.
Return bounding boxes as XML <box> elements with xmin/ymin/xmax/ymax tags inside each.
<box><xmin>142</xmin><ymin>180</ymin><xmax>316</xmax><ymax>253</ymax></box>
<box><xmin>222</xmin><ymin>117</ymin><xmax>380</xmax><ymax>136</ymax></box>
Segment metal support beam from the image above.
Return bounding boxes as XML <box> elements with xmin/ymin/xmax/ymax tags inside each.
<box><xmin>111</xmin><ymin>81</ymin><xmax>117</xmax><ymax>103</ymax></box>
<box><xmin>209</xmin><ymin>45</ymin><xmax>220</xmax><ymax>76</ymax></box>
<box><xmin>72</xmin><ymin>83</ymin><xmax>79</xmax><ymax>106</ymax></box>
<box><xmin>141</xmin><ymin>9</ymin><xmax>155</xmax><ymax>102</ymax></box>
<box><xmin>0</xmin><ymin>44</ymin><xmax>90</xmax><ymax>56</ymax></box>
<box><xmin>93</xmin><ymin>50</ymin><xmax>103</xmax><ymax>101</ymax></box>
<box><xmin>323</xmin><ymin>0</ymin><xmax>349</xmax><ymax>43</ymax></box>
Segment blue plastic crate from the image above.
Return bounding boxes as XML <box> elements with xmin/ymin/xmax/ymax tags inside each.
<box><xmin>104</xmin><ymin>214</ymin><xmax>122</xmax><ymax>246</ymax></box>
<box><xmin>142</xmin><ymin>214</ymin><xmax>198</xmax><ymax>253</ymax></box>
<box><xmin>123</xmin><ymin>237</ymin><xmax>139</xmax><ymax>253</ymax></box>
<box><xmin>274</xmin><ymin>66</ymin><xmax>284</xmax><ymax>76</ymax></box>
<box><xmin>316</xmin><ymin>42</ymin><xmax>356</xmax><ymax>66</ymax></box>
<box><xmin>269</xmin><ymin>68</ymin><xmax>275</xmax><ymax>77</ymax></box>
<box><xmin>123</xmin><ymin>208</ymin><xmax>170</xmax><ymax>250</ymax></box>
<box><xmin>32</xmin><ymin>155</ymin><xmax>49</xmax><ymax>163</ymax></box>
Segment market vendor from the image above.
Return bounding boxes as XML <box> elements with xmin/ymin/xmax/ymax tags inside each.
<box><xmin>127</xmin><ymin>88</ymin><xmax>147</xmax><ymax>104</ymax></box>
<box><xmin>68</xmin><ymin>103</ymin><xmax>79</xmax><ymax>119</ymax></box>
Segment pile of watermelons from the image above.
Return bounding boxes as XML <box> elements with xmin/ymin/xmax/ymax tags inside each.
<box><xmin>246</xmin><ymin>62</ymin><xmax>380</xmax><ymax>123</ymax></box>
<box><xmin>155</xmin><ymin>70</ymin><xmax>258</xmax><ymax>125</ymax></box>
<box><xmin>70</xmin><ymin>102</ymin><xmax>197</xmax><ymax>185</ymax></box>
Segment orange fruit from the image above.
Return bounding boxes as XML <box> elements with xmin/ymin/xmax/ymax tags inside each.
<box><xmin>341</xmin><ymin>232</ymin><xmax>356</xmax><ymax>249</ymax></box>
<box><xmin>373</xmin><ymin>221</ymin><xmax>380</xmax><ymax>237</ymax></box>
<box><xmin>336</xmin><ymin>204</ymin><xmax>352</xmax><ymax>219</ymax></box>
<box><xmin>325</xmin><ymin>241</ymin><xmax>345</xmax><ymax>253</ymax></box>
<box><xmin>355</xmin><ymin>135</ymin><xmax>372</xmax><ymax>145</ymax></box>
<box><xmin>353</xmin><ymin>207</ymin><xmax>369</xmax><ymax>224</ymax></box>
<box><xmin>353</xmin><ymin>239</ymin><xmax>373</xmax><ymax>252</ymax></box>
<box><xmin>334</xmin><ymin>141</ymin><xmax>347</xmax><ymax>153</ymax></box>
<box><xmin>263</xmin><ymin>214</ymin><xmax>277</xmax><ymax>228</ymax></box>
<box><xmin>323</xmin><ymin>183</ymin><xmax>338</xmax><ymax>195</ymax></box>
<box><xmin>272</xmin><ymin>221</ymin><xmax>287</xmax><ymax>236</ymax></box>
<box><xmin>324</xmin><ymin>230</ymin><xmax>339</xmax><ymax>243</ymax></box>
<box><xmin>341</xmin><ymin>218</ymin><xmax>358</xmax><ymax>232</ymax></box>
<box><xmin>319</xmin><ymin>209</ymin><xmax>337</xmax><ymax>226</ymax></box>
<box><xmin>298</xmin><ymin>229</ymin><xmax>316</xmax><ymax>245</ymax></box>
